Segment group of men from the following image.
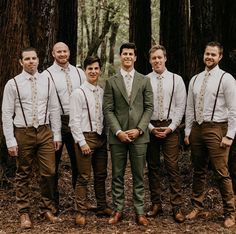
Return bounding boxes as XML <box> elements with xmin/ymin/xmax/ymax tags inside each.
<box><xmin>2</xmin><ymin>40</ymin><xmax>236</xmax><ymax>229</ymax></box>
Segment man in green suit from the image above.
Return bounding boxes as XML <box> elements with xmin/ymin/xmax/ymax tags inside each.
<box><xmin>103</xmin><ymin>42</ymin><xmax>153</xmax><ymax>226</ymax></box>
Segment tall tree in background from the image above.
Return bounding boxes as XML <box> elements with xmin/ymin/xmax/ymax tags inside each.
<box><xmin>57</xmin><ymin>0</ymin><xmax>78</xmax><ymax>65</ymax></box>
<box><xmin>160</xmin><ymin>0</ymin><xmax>236</xmax><ymax>84</ymax></box>
<box><xmin>129</xmin><ymin>0</ymin><xmax>152</xmax><ymax>74</ymax></box>
<box><xmin>0</xmin><ymin>0</ymin><xmax>78</xmax><ymax>180</ymax></box>
<box><xmin>159</xmin><ymin>0</ymin><xmax>190</xmax><ymax>83</ymax></box>
<box><xmin>221</xmin><ymin>0</ymin><xmax>236</xmax><ymax>78</ymax></box>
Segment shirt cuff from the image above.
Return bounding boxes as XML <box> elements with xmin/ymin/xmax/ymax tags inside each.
<box><xmin>78</xmin><ymin>139</ymin><xmax>86</xmax><ymax>147</ymax></box>
<box><xmin>53</xmin><ymin>133</ymin><xmax>62</xmax><ymax>142</ymax></box>
<box><xmin>168</xmin><ymin>123</ymin><xmax>176</xmax><ymax>132</ymax></box>
<box><xmin>6</xmin><ymin>138</ymin><xmax>18</xmax><ymax>148</ymax></box>
<box><xmin>184</xmin><ymin>128</ymin><xmax>191</xmax><ymax>137</ymax></box>
<box><xmin>116</xmin><ymin>130</ymin><xmax>122</xmax><ymax>136</ymax></box>
<box><xmin>226</xmin><ymin>130</ymin><xmax>235</xmax><ymax>140</ymax></box>
<box><xmin>148</xmin><ymin>123</ymin><xmax>154</xmax><ymax>132</ymax></box>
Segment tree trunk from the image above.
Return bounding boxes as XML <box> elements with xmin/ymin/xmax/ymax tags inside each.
<box><xmin>160</xmin><ymin>0</ymin><xmax>190</xmax><ymax>84</ymax></box>
<box><xmin>0</xmin><ymin>0</ymin><xmax>78</xmax><ymax>182</ymax></box>
<box><xmin>129</xmin><ymin>0</ymin><xmax>152</xmax><ymax>75</ymax></box>
<box><xmin>221</xmin><ymin>0</ymin><xmax>236</xmax><ymax>78</ymax></box>
<box><xmin>108</xmin><ymin>22</ymin><xmax>119</xmax><ymax>77</ymax></box>
<box><xmin>57</xmin><ymin>0</ymin><xmax>78</xmax><ymax>65</ymax></box>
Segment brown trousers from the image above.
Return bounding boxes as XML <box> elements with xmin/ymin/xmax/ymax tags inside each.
<box><xmin>229</xmin><ymin>137</ymin><xmax>236</xmax><ymax>195</ymax></box>
<box><xmin>146</xmin><ymin>120</ymin><xmax>183</xmax><ymax>208</ymax></box>
<box><xmin>74</xmin><ymin>132</ymin><xmax>108</xmax><ymax>213</ymax></box>
<box><xmin>190</xmin><ymin>122</ymin><xmax>235</xmax><ymax>215</ymax></box>
<box><xmin>14</xmin><ymin>125</ymin><xmax>57</xmax><ymax>214</ymax></box>
<box><xmin>54</xmin><ymin>115</ymin><xmax>77</xmax><ymax>207</ymax></box>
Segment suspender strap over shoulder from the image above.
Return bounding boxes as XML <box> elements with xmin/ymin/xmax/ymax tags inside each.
<box><xmin>166</xmin><ymin>73</ymin><xmax>175</xmax><ymax>120</ymax></box>
<box><xmin>80</xmin><ymin>88</ymin><xmax>93</xmax><ymax>132</ymax></box>
<box><xmin>192</xmin><ymin>74</ymin><xmax>199</xmax><ymax>121</ymax></box>
<box><xmin>44</xmin><ymin>77</ymin><xmax>50</xmax><ymax>124</ymax></box>
<box><xmin>13</xmin><ymin>78</ymin><xmax>28</xmax><ymax>127</ymax></box>
<box><xmin>46</xmin><ymin>69</ymin><xmax>65</xmax><ymax>114</ymax></box>
<box><xmin>211</xmin><ymin>72</ymin><xmax>226</xmax><ymax>121</ymax></box>
<box><xmin>76</xmin><ymin>68</ymin><xmax>82</xmax><ymax>85</ymax></box>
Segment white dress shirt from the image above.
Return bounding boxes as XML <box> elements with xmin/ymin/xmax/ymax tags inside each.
<box><xmin>120</xmin><ymin>68</ymin><xmax>135</xmax><ymax>89</ymax></box>
<box><xmin>43</xmin><ymin>62</ymin><xmax>86</xmax><ymax>115</ymax></box>
<box><xmin>2</xmin><ymin>70</ymin><xmax>61</xmax><ymax>148</ymax></box>
<box><xmin>69</xmin><ymin>81</ymin><xmax>104</xmax><ymax>146</ymax></box>
<box><xmin>185</xmin><ymin>65</ymin><xmax>236</xmax><ymax>138</ymax></box>
<box><xmin>147</xmin><ymin>69</ymin><xmax>186</xmax><ymax>132</ymax></box>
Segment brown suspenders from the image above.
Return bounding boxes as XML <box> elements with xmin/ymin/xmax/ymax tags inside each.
<box><xmin>46</xmin><ymin>67</ymin><xmax>83</xmax><ymax>114</ymax></box>
<box><xmin>13</xmin><ymin>77</ymin><xmax>50</xmax><ymax>127</ymax></box>
<box><xmin>79</xmin><ymin>88</ymin><xmax>93</xmax><ymax>132</ymax></box>
<box><xmin>166</xmin><ymin>73</ymin><xmax>175</xmax><ymax>120</ymax></box>
<box><xmin>192</xmin><ymin>72</ymin><xmax>226</xmax><ymax>121</ymax></box>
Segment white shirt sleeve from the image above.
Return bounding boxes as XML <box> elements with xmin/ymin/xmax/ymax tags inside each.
<box><xmin>2</xmin><ymin>80</ymin><xmax>18</xmax><ymax>148</ymax></box>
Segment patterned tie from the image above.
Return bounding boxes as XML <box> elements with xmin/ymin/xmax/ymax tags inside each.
<box><xmin>157</xmin><ymin>75</ymin><xmax>164</xmax><ymax>121</ymax></box>
<box><xmin>124</xmin><ymin>73</ymin><xmax>132</xmax><ymax>101</ymax></box>
<box><xmin>196</xmin><ymin>72</ymin><xmax>210</xmax><ymax>124</ymax></box>
<box><xmin>62</xmin><ymin>68</ymin><xmax>72</xmax><ymax>95</ymax></box>
<box><xmin>93</xmin><ymin>88</ymin><xmax>103</xmax><ymax>134</ymax></box>
<box><xmin>30</xmin><ymin>76</ymin><xmax>39</xmax><ymax>128</ymax></box>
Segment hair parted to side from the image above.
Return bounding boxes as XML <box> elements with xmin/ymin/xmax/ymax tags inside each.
<box><xmin>83</xmin><ymin>55</ymin><xmax>102</xmax><ymax>70</ymax></box>
<box><xmin>149</xmin><ymin>45</ymin><xmax>167</xmax><ymax>58</ymax></box>
<box><xmin>205</xmin><ymin>41</ymin><xmax>223</xmax><ymax>55</ymax></box>
<box><xmin>20</xmin><ymin>47</ymin><xmax>37</xmax><ymax>60</ymax></box>
<box><xmin>119</xmin><ymin>42</ymin><xmax>137</xmax><ymax>55</ymax></box>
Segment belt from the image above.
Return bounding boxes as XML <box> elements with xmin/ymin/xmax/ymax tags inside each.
<box><xmin>150</xmin><ymin>119</ymin><xmax>172</xmax><ymax>127</ymax></box>
<box><xmin>193</xmin><ymin>121</ymin><xmax>228</xmax><ymax>126</ymax></box>
<box><xmin>14</xmin><ymin>124</ymin><xmax>49</xmax><ymax>130</ymax></box>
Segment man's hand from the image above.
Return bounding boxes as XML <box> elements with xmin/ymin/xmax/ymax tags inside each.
<box><xmin>184</xmin><ymin>136</ymin><xmax>190</xmax><ymax>145</ymax></box>
<box><xmin>220</xmin><ymin>136</ymin><xmax>233</xmax><ymax>148</ymax></box>
<box><xmin>8</xmin><ymin>146</ymin><xmax>18</xmax><ymax>157</ymax></box>
<box><xmin>80</xmin><ymin>143</ymin><xmax>92</xmax><ymax>155</ymax></box>
<box><xmin>125</xmin><ymin>129</ymin><xmax>140</xmax><ymax>141</ymax></box>
<box><xmin>54</xmin><ymin>141</ymin><xmax>62</xmax><ymax>151</ymax></box>
<box><xmin>117</xmin><ymin>131</ymin><xmax>133</xmax><ymax>143</ymax></box>
<box><xmin>152</xmin><ymin>127</ymin><xmax>172</xmax><ymax>138</ymax></box>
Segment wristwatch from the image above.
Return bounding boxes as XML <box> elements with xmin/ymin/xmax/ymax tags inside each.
<box><xmin>137</xmin><ymin>127</ymin><xmax>143</xmax><ymax>136</ymax></box>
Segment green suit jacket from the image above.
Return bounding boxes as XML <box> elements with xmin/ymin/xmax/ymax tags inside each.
<box><xmin>103</xmin><ymin>70</ymin><xmax>153</xmax><ymax>144</ymax></box>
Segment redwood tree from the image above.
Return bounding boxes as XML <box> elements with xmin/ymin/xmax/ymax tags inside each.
<box><xmin>129</xmin><ymin>0</ymin><xmax>152</xmax><ymax>74</ymax></box>
<box><xmin>0</xmin><ymin>0</ymin><xmax>78</xmax><ymax>180</ymax></box>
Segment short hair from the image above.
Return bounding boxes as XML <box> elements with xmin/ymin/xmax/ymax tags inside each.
<box><xmin>119</xmin><ymin>42</ymin><xmax>137</xmax><ymax>55</ymax></box>
<box><xmin>83</xmin><ymin>55</ymin><xmax>102</xmax><ymax>70</ymax></box>
<box><xmin>205</xmin><ymin>41</ymin><xmax>223</xmax><ymax>55</ymax></box>
<box><xmin>149</xmin><ymin>44</ymin><xmax>167</xmax><ymax>58</ymax></box>
<box><xmin>20</xmin><ymin>47</ymin><xmax>37</xmax><ymax>60</ymax></box>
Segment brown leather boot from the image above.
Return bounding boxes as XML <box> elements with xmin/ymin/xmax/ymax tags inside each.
<box><xmin>44</xmin><ymin>211</ymin><xmax>62</xmax><ymax>223</ymax></box>
<box><xmin>75</xmin><ymin>213</ymin><xmax>86</xmax><ymax>226</ymax></box>
<box><xmin>146</xmin><ymin>204</ymin><xmax>163</xmax><ymax>217</ymax></box>
<box><xmin>20</xmin><ymin>213</ymin><xmax>32</xmax><ymax>229</ymax></box>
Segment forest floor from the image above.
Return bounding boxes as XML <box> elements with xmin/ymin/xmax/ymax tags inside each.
<box><xmin>0</xmin><ymin>149</ymin><xmax>236</xmax><ymax>234</ymax></box>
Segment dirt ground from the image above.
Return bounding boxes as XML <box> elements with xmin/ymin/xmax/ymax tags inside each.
<box><xmin>1</xmin><ymin>149</ymin><xmax>236</xmax><ymax>234</ymax></box>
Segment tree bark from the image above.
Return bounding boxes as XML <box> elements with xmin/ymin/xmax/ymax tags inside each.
<box><xmin>57</xmin><ymin>0</ymin><xmax>78</xmax><ymax>65</ymax></box>
<box><xmin>160</xmin><ymin>0</ymin><xmax>190</xmax><ymax>84</ymax></box>
<box><xmin>129</xmin><ymin>0</ymin><xmax>152</xmax><ymax>75</ymax></box>
<box><xmin>0</xmin><ymin>0</ymin><xmax>78</xmax><ymax>181</ymax></box>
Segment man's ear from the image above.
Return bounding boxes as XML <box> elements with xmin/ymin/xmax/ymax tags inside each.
<box><xmin>19</xmin><ymin>59</ymin><xmax>23</xmax><ymax>66</ymax></box>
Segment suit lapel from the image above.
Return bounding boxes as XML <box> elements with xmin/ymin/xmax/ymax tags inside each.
<box><xmin>130</xmin><ymin>72</ymin><xmax>142</xmax><ymax>105</ymax></box>
<box><xmin>114</xmin><ymin>72</ymin><xmax>130</xmax><ymax>104</ymax></box>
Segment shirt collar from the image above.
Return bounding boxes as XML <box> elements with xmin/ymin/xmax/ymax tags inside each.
<box><xmin>153</xmin><ymin>68</ymin><xmax>168</xmax><ymax>78</ymax></box>
<box><xmin>120</xmin><ymin>68</ymin><xmax>135</xmax><ymax>78</ymax></box>
<box><xmin>53</xmin><ymin>61</ymin><xmax>71</xmax><ymax>72</ymax></box>
<box><xmin>84</xmin><ymin>80</ymin><xmax>98</xmax><ymax>92</ymax></box>
<box><xmin>22</xmin><ymin>70</ymin><xmax>40</xmax><ymax>80</ymax></box>
<box><xmin>205</xmin><ymin>65</ymin><xmax>220</xmax><ymax>77</ymax></box>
